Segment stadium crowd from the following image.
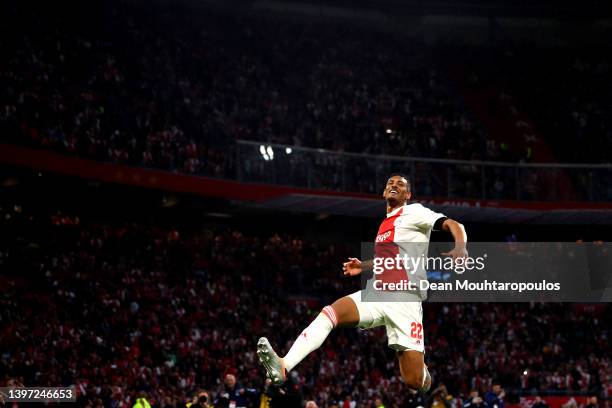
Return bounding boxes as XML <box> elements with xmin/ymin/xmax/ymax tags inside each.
<box><xmin>2</xmin><ymin>3</ymin><xmax>612</xmax><ymax>200</ymax></box>
<box><xmin>1</xmin><ymin>206</ymin><xmax>610</xmax><ymax>407</ymax></box>
<box><xmin>0</xmin><ymin>0</ymin><xmax>544</xmax><ymax>199</ymax></box>
<box><xmin>460</xmin><ymin>45</ymin><xmax>612</xmax><ymax>164</ymax></box>
<box><xmin>0</xmin><ymin>2</ymin><xmax>489</xmax><ymax>179</ymax></box>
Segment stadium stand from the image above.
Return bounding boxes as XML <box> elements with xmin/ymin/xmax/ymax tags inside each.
<box><xmin>0</xmin><ymin>202</ymin><xmax>610</xmax><ymax>407</ymax></box>
<box><xmin>2</xmin><ymin>2</ymin><xmax>611</xmax><ymax>203</ymax></box>
<box><xmin>1</xmin><ymin>1</ymin><xmax>612</xmax><ymax>407</ymax></box>
<box><xmin>0</xmin><ymin>2</ymin><xmax>490</xmax><ymax>178</ymax></box>
<box><xmin>1</xmin><ymin>2</ymin><xmax>607</xmax><ymax>171</ymax></box>
<box><xmin>2</xmin><ymin>4</ymin><xmax>611</xmax><ymax>169</ymax></box>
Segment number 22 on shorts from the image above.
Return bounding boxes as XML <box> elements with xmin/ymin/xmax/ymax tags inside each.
<box><xmin>410</xmin><ymin>322</ymin><xmax>423</xmax><ymax>340</ymax></box>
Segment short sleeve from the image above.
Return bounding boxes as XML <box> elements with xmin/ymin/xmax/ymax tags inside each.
<box><xmin>410</xmin><ymin>203</ymin><xmax>446</xmax><ymax>231</ymax></box>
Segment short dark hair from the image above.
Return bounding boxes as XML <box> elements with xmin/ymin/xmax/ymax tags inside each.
<box><xmin>388</xmin><ymin>173</ymin><xmax>411</xmax><ymax>190</ymax></box>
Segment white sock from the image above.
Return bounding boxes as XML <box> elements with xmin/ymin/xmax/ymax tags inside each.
<box><xmin>283</xmin><ymin>305</ymin><xmax>337</xmax><ymax>372</ymax></box>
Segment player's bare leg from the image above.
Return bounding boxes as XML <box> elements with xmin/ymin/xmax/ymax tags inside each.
<box><xmin>397</xmin><ymin>350</ymin><xmax>432</xmax><ymax>392</ymax></box>
<box><xmin>330</xmin><ymin>296</ymin><xmax>360</xmax><ymax>327</ymax></box>
<box><xmin>257</xmin><ymin>296</ymin><xmax>359</xmax><ymax>384</ymax></box>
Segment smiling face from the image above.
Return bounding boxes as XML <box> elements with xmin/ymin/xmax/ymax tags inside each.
<box><xmin>383</xmin><ymin>174</ymin><xmax>411</xmax><ymax>210</ymax></box>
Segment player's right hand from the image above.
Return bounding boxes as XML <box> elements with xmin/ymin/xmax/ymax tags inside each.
<box><xmin>342</xmin><ymin>257</ymin><xmax>362</xmax><ymax>276</ymax></box>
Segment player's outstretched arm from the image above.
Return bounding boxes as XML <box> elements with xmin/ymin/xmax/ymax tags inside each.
<box><xmin>440</xmin><ymin>218</ymin><xmax>468</xmax><ymax>259</ymax></box>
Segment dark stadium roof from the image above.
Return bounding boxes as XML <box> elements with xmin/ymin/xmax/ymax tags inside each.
<box><xmin>224</xmin><ymin>0</ymin><xmax>612</xmax><ymax>18</ymax></box>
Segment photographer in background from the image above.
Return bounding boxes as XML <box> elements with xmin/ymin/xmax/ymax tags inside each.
<box><xmin>464</xmin><ymin>390</ymin><xmax>488</xmax><ymax>408</ymax></box>
<box><xmin>484</xmin><ymin>382</ymin><xmax>505</xmax><ymax>408</ymax></box>
<box><xmin>215</xmin><ymin>374</ymin><xmax>258</xmax><ymax>408</ymax></box>
<box><xmin>430</xmin><ymin>384</ymin><xmax>452</xmax><ymax>408</ymax></box>
<box><xmin>187</xmin><ymin>391</ymin><xmax>212</xmax><ymax>408</ymax></box>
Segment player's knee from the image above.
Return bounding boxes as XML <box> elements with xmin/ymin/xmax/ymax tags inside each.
<box><xmin>320</xmin><ymin>305</ymin><xmax>338</xmax><ymax>327</ymax></box>
<box><xmin>401</xmin><ymin>368</ymin><xmax>424</xmax><ymax>391</ymax></box>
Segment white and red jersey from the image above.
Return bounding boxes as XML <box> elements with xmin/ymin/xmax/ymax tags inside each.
<box><xmin>351</xmin><ymin>203</ymin><xmax>445</xmax><ymax>350</ymax></box>
<box><xmin>374</xmin><ymin>203</ymin><xmax>446</xmax><ymax>293</ymax></box>
<box><xmin>376</xmin><ymin>203</ymin><xmax>446</xmax><ymax>244</ymax></box>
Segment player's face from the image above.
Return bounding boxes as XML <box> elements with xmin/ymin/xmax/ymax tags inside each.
<box><xmin>383</xmin><ymin>175</ymin><xmax>411</xmax><ymax>206</ymax></box>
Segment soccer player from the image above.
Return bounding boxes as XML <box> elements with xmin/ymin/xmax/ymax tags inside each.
<box><xmin>257</xmin><ymin>173</ymin><xmax>467</xmax><ymax>392</ymax></box>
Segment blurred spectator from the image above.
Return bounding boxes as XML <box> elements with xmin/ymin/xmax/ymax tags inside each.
<box><xmin>561</xmin><ymin>398</ymin><xmax>578</xmax><ymax>408</ymax></box>
<box><xmin>431</xmin><ymin>384</ymin><xmax>451</xmax><ymax>408</ymax></box>
<box><xmin>484</xmin><ymin>383</ymin><xmax>505</xmax><ymax>408</ymax></box>
<box><xmin>258</xmin><ymin>379</ymin><xmax>272</xmax><ymax>408</ymax></box>
<box><xmin>531</xmin><ymin>396</ymin><xmax>548</xmax><ymax>408</ymax></box>
<box><xmin>464</xmin><ymin>390</ymin><xmax>487</xmax><ymax>408</ymax></box>
<box><xmin>134</xmin><ymin>392</ymin><xmax>152</xmax><ymax>408</ymax></box>
<box><xmin>186</xmin><ymin>391</ymin><xmax>212</xmax><ymax>408</ymax></box>
<box><xmin>585</xmin><ymin>396</ymin><xmax>598</xmax><ymax>408</ymax></box>
<box><xmin>214</xmin><ymin>374</ymin><xmax>257</xmax><ymax>408</ymax></box>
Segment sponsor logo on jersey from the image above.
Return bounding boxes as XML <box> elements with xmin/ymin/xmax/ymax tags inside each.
<box><xmin>376</xmin><ymin>230</ymin><xmax>392</xmax><ymax>242</ymax></box>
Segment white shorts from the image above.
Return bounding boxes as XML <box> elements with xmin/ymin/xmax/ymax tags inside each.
<box><xmin>348</xmin><ymin>290</ymin><xmax>424</xmax><ymax>353</ymax></box>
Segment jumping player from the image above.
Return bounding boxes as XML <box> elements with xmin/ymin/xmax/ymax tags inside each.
<box><xmin>257</xmin><ymin>173</ymin><xmax>467</xmax><ymax>392</ymax></box>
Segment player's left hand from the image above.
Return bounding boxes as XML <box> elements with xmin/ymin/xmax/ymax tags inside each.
<box><xmin>441</xmin><ymin>245</ymin><xmax>468</xmax><ymax>260</ymax></box>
